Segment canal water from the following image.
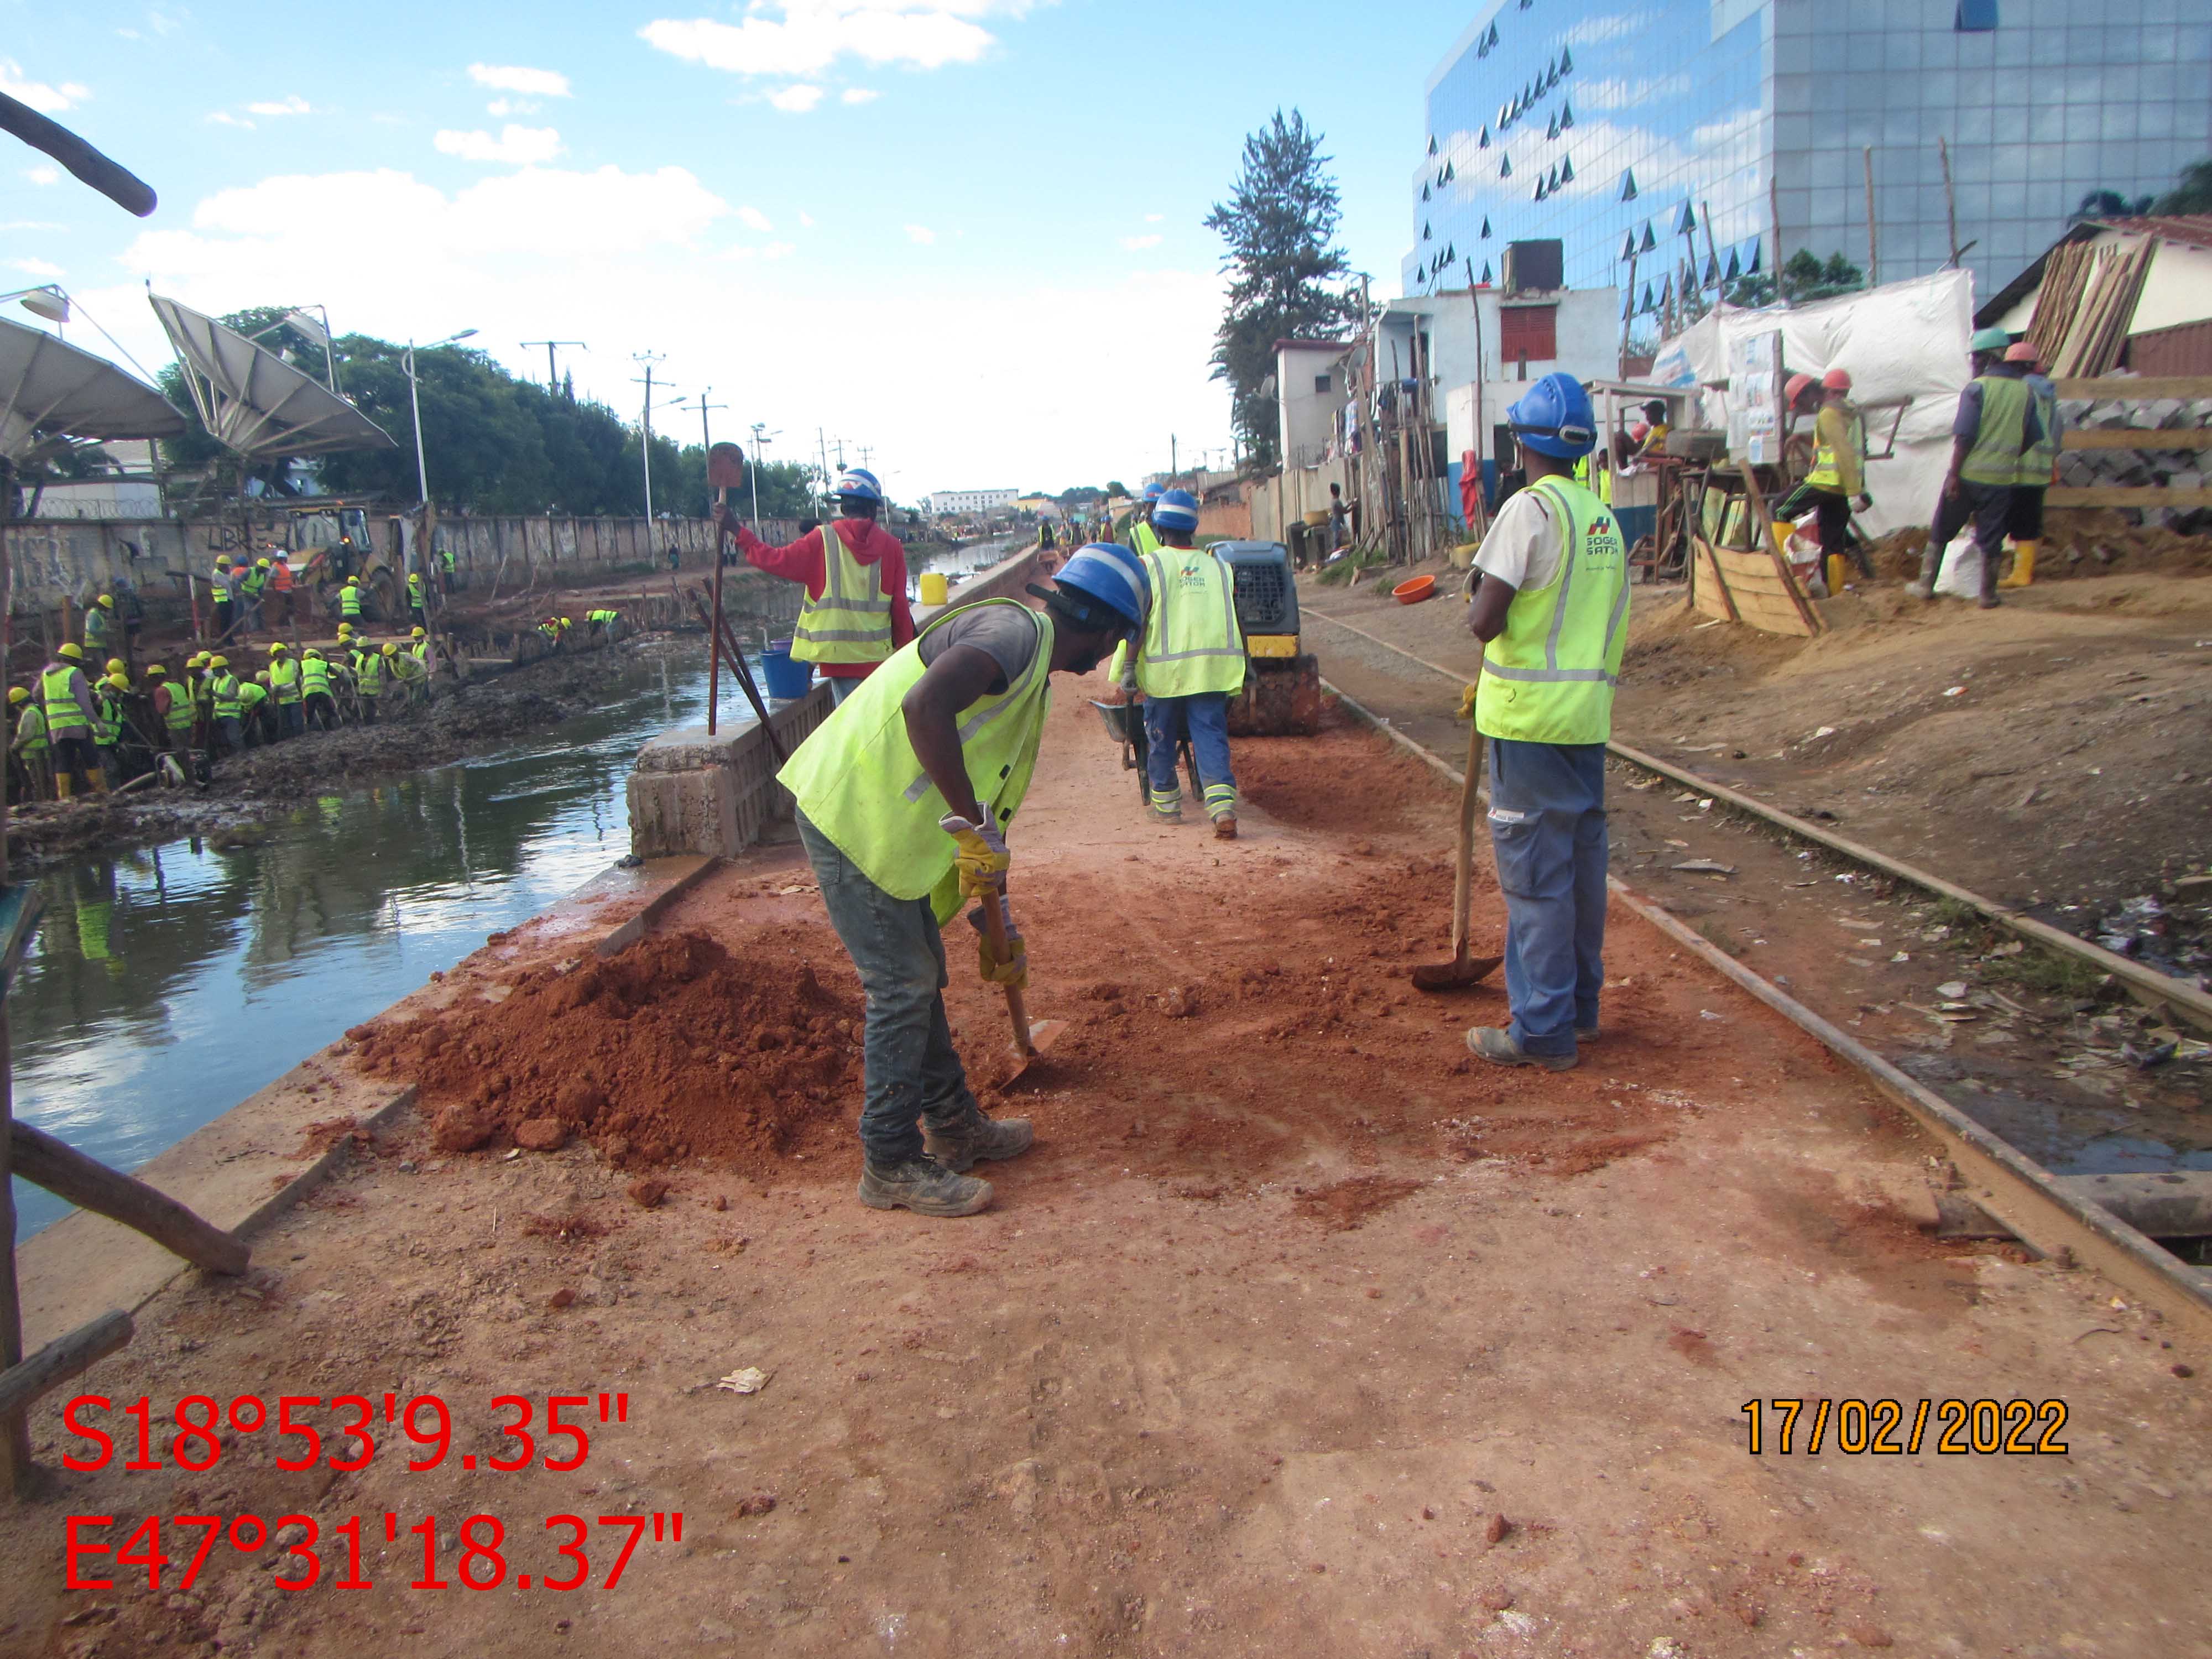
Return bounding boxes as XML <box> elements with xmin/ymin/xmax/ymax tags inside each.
<box><xmin>9</xmin><ymin>656</ymin><xmax>762</xmax><ymax>1241</ymax></box>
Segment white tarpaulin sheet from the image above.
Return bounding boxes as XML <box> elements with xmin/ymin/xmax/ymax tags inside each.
<box><xmin>1647</xmin><ymin>269</ymin><xmax>1975</xmax><ymax>539</ymax></box>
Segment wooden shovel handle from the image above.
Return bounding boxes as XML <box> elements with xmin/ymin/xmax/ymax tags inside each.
<box><xmin>976</xmin><ymin>885</ymin><xmax>1035</xmax><ymax>1056</ymax></box>
<box><xmin>1451</xmin><ymin>665</ymin><xmax>1484</xmax><ymax>966</ymax></box>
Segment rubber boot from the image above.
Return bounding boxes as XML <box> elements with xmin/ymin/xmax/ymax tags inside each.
<box><xmin>54</xmin><ymin>773</ymin><xmax>73</xmax><ymax>800</ymax></box>
<box><xmin>89</xmin><ymin>770</ymin><xmax>110</xmax><ymax>796</ymax></box>
<box><xmin>1978</xmin><ymin>549</ymin><xmax>2001</xmax><ymax>609</ymax></box>
<box><xmin>1999</xmin><ymin>540</ymin><xmax>2036</xmax><ymax>589</ymax></box>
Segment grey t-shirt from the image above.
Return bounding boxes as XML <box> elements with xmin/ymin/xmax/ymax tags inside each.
<box><xmin>916</xmin><ymin>604</ymin><xmax>1040</xmax><ymax>695</ymax></box>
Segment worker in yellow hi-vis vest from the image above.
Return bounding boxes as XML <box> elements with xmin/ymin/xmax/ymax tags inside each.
<box><xmin>724</xmin><ymin>468</ymin><xmax>916</xmax><ymax>706</ymax></box>
<box><xmin>1919</xmin><ymin>327</ymin><xmax>2042</xmax><ymax>609</ymax></box>
<box><xmin>1462</xmin><ymin>374</ymin><xmax>1627</xmax><ymax>1073</ymax></box>
<box><xmin>1121</xmin><ymin>489</ymin><xmax>1246</xmax><ymax>838</ymax></box>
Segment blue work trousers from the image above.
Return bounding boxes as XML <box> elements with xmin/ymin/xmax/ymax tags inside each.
<box><xmin>797</xmin><ymin>810</ymin><xmax>983</xmax><ymax>1167</ymax></box>
<box><xmin>1144</xmin><ymin>692</ymin><xmax>1237</xmax><ymax>820</ymax></box>
<box><xmin>1485</xmin><ymin>738</ymin><xmax>1608</xmax><ymax>1057</ymax></box>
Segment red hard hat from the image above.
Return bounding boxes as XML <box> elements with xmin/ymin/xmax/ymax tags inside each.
<box><xmin>1784</xmin><ymin>373</ymin><xmax>1814</xmax><ymax>406</ymax></box>
<box><xmin>1822</xmin><ymin>367</ymin><xmax>1853</xmax><ymax>390</ymax></box>
<box><xmin>2004</xmin><ymin>342</ymin><xmax>2040</xmax><ymax>364</ymax></box>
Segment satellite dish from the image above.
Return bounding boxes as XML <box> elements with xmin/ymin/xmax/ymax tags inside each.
<box><xmin>149</xmin><ymin>293</ymin><xmax>395</xmax><ymax>459</ymax></box>
<box><xmin>0</xmin><ymin>314</ymin><xmax>189</xmax><ymax>466</ymax></box>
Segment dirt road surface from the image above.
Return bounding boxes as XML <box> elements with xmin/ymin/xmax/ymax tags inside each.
<box><xmin>3</xmin><ymin>681</ymin><xmax>2206</xmax><ymax>1657</ymax></box>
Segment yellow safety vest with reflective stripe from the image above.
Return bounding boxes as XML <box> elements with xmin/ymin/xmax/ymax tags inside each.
<box><xmin>238</xmin><ymin>682</ymin><xmax>268</xmax><ymax>718</ymax></box>
<box><xmin>42</xmin><ymin>665</ymin><xmax>90</xmax><ymax>736</ymax></box>
<box><xmin>358</xmin><ymin>653</ymin><xmax>383</xmax><ymax>696</ymax></box>
<box><xmin>1475</xmin><ymin>474</ymin><xmax>1629</xmax><ymax>746</ymax></box>
<box><xmin>93</xmin><ymin>687</ymin><xmax>123</xmax><ymax>746</ymax></box>
<box><xmin>408</xmin><ymin>572</ymin><xmax>424</xmax><ymax>605</ymax></box>
<box><xmin>210</xmin><ymin>672</ymin><xmax>243</xmax><ymax>720</ymax></box>
<box><xmin>301</xmin><ymin>658</ymin><xmax>331</xmax><ymax>697</ymax></box>
<box><xmin>340</xmin><ymin>584</ymin><xmax>363</xmax><ymax>619</ymax></box>
<box><xmin>2018</xmin><ymin>375</ymin><xmax>2059</xmax><ymax>488</ymax></box>
<box><xmin>1133</xmin><ymin>544</ymin><xmax>1245</xmax><ymax>700</ymax></box>
<box><xmin>778</xmin><ymin>599</ymin><xmax>1053</xmax><ymax>925</ymax></box>
<box><xmin>14</xmin><ymin>702</ymin><xmax>48</xmax><ymax>755</ymax></box>
<box><xmin>161</xmin><ymin>686</ymin><xmax>194</xmax><ymax>733</ymax></box>
<box><xmin>1807</xmin><ymin>405</ymin><xmax>1866</xmax><ymax>492</ymax></box>
<box><xmin>1129</xmin><ymin>520</ymin><xmax>1161</xmax><ymax>559</ymax></box>
<box><xmin>269</xmin><ymin>658</ymin><xmax>302</xmax><ymax>704</ymax></box>
<box><xmin>790</xmin><ymin>523</ymin><xmax>895</xmax><ymax>665</ymax></box>
<box><xmin>1961</xmin><ymin>373</ymin><xmax>2032</xmax><ymax>488</ymax></box>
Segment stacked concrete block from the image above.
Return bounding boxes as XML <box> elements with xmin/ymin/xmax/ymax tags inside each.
<box><xmin>2053</xmin><ymin>395</ymin><xmax>2212</xmax><ymax>534</ymax></box>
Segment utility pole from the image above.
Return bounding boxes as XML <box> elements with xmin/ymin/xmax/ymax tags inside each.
<box><xmin>683</xmin><ymin>390</ymin><xmax>727</xmax><ymax>516</ymax></box>
<box><xmin>1170</xmin><ymin>434</ymin><xmax>1178</xmax><ymax>479</ymax></box>
<box><xmin>632</xmin><ymin>352</ymin><xmax>667</xmax><ymax>532</ymax></box>
<box><xmin>817</xmin><ymin>427</ymin><xmax>831</xmax><ymax>510</ymax></box>
<box><xmin>748</xmin><ymin>424</ymin><xmax>776</xmax><ymax>529</ymax></box>
<box><xmin>523</xmin><ymin>340</ymin><xmax>585</xmax><ymax>394</ymax></box>
<box><xmin>856</xmin><ymin>444</ymin><xmax>874</xmax><ymax>471</ymax></box>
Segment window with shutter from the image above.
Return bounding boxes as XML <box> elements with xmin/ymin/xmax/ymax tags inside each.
<box><xmin>1498</xmin><ymin>305</ymin><xmax>1557</xmax><ymax>363</ymax></box>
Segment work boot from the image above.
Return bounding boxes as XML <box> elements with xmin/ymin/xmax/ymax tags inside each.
<box><xmin>923</xmin><ymin>1108</ymin><xmax>1035</xmax><ymax>1173</ymax></box>
<box><xmin>1999</xmin><ymin>541</ymin><xmax>2036</xmax><ymax>589</ymax></box>
<box><xmin>857</xmin><ymin>1155</ymin><xmax>993</xmax><ymax>1217</ymax></box>
<box><xmin>1978</xmin><ymin>557</ymin><xmax>2001</xmax><ymax>609</ymax></box>
<box><xmin>1465</xmin><ymin>1025</ymin><xmax>1578</xmax><ymax>1072</ymax></box>
<box><xmin>54</xmin><ymin>774</ymin><xmax>72</xmax><ymax>801</ymax></box>
<box><xmin>1213</xmin><ymin>814</ymin><xmax>1238</xmax><ymax>840</ymax></box>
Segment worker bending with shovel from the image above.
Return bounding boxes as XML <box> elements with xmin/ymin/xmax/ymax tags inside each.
<box><xmin>777</xmin><ymin>545</ymin><xmax>1151</xmax><ymax>1217</ymax></box>
<box><xmin>1461</xmin><ymin>374</ymin><xmax>1628</xmax><ymax>1072</ymax></box>
<box><xmin>1119</xmin><ymin>488</ymin><xmax>1246</xmax><ymax>835</ymax></box>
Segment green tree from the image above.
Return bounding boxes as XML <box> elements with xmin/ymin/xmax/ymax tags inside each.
<box><xmin>1104</xmin><ymin>479</ymin><xmax>1130</xmax><ymax>499</ymax></box>
<box><xmin>1205</xmin><ymin>109</ymin><xmax>1360</xmax><ymax>470</ymax></box>
<box><xmin>2070</xmin><ymin>186</ymin><xmax>2156</xmax><ymax>223</ymax></box>
<box><xmin>1776</xmin><ymin>249</ymin><xmax>1865</xmax><ymax>304</ymax></box>
<box><xmin>2156</xmin><ymin>157</ymin><xmax>2212</xmax><ymax>213</ymax></box>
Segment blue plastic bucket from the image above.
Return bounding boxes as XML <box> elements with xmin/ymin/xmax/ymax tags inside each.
<box><xmin>761</xmin><ymin>640</ymin><xmax>812</xmax><ymax>700</ymax></box>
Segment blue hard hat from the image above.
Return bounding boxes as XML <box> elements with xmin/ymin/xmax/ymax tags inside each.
<box><xmin>1050</xmin><ymin>543</ymin><xmax>1150</xmax><ymax>633</ymax></box>
<box><xmin>834</xmin><ymin>467</ymin><xmax>883</xmax><ymax>502</ymax></box>
<box><xmin>1969</xmin><ymin>326</ymin><xmax>2011</xmax><ymax>354</ymax></box>
<box><xmin>1152</xmin><ymin>488</ymin><xmax>1200</xmax><ymax>532</ymax></box>
<box><xmin>1506</xmin><ymin>372</ymin><xmax>1597</xmax><ymax>459</ymax></box>
<box><xmin>1141</xmin><ymin>482</ymin><xmax>1164</xmax><ymax>502</ymax></box>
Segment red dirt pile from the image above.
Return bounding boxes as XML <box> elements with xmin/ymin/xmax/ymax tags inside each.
<box><xmin>355</xmin><ymin>930</ymin><xmax>862</xmax><ymax>1172</ymax></box>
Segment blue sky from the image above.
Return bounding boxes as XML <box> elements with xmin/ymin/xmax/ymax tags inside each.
<box><xmin>3</xmin><ymin>1</ymin><xmax>1469</xmax><ymax>502</ymax></box>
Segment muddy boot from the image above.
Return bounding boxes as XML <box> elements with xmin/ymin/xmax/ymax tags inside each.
<box><xmin>1213</xmin><ymin>814</ymin><xmax>1238</xmax><ymax>840</ymax></box>
<box><xmin>923</xmin><ymin>1109</ymin><xmax>1034</xmax><ymax>1173</ymax></box>
<box><xmin>857</xmin><ymin>1155</ymin><xmax>993</xmax><ymax>1217</ymax></box>
<box><xmin>1149</xmin><ymin>788</ymin><xmax>1183</xmax><ymax>826</ymax></box>
<box><xmin>1978</xmin><ymin>555</ymin><xmax>2001</xmax><ymax>609</ymax></box>
<box><xmin>1465</xmin><ymin>1025</ymin><xmax>1578</xmax><ymax>1072</ymax></box>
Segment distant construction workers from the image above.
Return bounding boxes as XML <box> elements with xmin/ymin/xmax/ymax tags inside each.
<box><xmin>585</xmin><ymin>608</ymin><xmax>622</xmax><ymax>641</ymax></box>
<box><xmin>41</xmin><ymin>641</ymin><xmax>102</xmax><ymax>798</ymax></box>
<box><xmin>301</xmin><ymin>648</ymin><xmax>338</xmax><ymax>732</ymax></box>
<box><xmin>239</xmin><ymin>556</ymin><xmax>269</xmax><ymax>635</ymax></box>
<box><xmin>776</xmin><ymin>542</ymin><xmax>1151</xmax><ymax>1217</ymax></box>
<box><xmin>211</xmin><ymin>555</ymin><xmax>238</xmax><ymax>640</ymax></box>
<box><xmin>1461</xmin><ymin>373</ymin><xmax>1627</xmax><ymax>1073</ymax></box>
<box><xmin>340</xmin><ymin>575</ymin><xmax>364</xmax><ymax>628</ymax></box>
<box><xmin>268</xmin><ymin>641</ymin><xmax>304</xmax><ymax>738</ymax></box>
<box><xmin>150</xmin><ymin>664</ymin><xmax>193</xmax><ymax>756</ymax></box>
<box><xmin>1120</xmin><ymin>488</ymin><xmax>1245</xmax><ymax>837</ymax></box>
<box><xmin>407</xmin><ymin>566</ymin><xmax>427</xmax><ymax>629</ymax></box>
<box><xmin>1919</xmin><ymin>326</ymin><xmax>2042</xmax><ymax>609</ymax></box>
<box><xmin>238</xmin><ymin>674</ymin><xmax>272</xmax><ymax>746</ymax></box>
<box><xmin>267</xmin><ymin>547</ymin><xmax>294</xmax><ymax>629</ymax></box>
<box><xmin>2002</xmin><ymin>341</ymin><xmax>2059</xmax><ymax>591</ymax></box>
<box><xmin>355</xmin><ymin>637</ymin><xmax>385</xmax><ymax>722</ymax></box>
<box><xmin>1777</xmin><ymin>368</ymin><xmax>1873</xmax><ymax>588</ymax></box>
<box><xmin>9</xmin><ymin>685</ymin><xmax>48</xmax><ymax>803</ymax></box>
<box><xmin>726</xmin><ymin>467</ymin><xmax>915</xmax><ymax>706</ymax></box>
<box><xmin>536</xmin><ymin>615</ymin><xmax>572</xmax><ymax>649</ymax></box>
<box><xmin>92</xmin><ymin>669</ymin><xmax>129</xmax><ymax>787</ymax></box>
<box><xmin>387</xmin><ymin>641</ymin><xmax>427</xmax><ymax>707</ymax></box>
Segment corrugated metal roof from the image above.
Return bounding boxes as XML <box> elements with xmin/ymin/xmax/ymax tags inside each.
<box><xmin>2090</xmin><ymin>215</ymin><xmax>2212</xmax><ymax>251</ymax></box>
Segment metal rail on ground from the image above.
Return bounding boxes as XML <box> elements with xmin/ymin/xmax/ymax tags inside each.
<box><xmin>1317</xmin><ymin>671</ymin><xmax>2212</xmax><ymax>1345</ymax></box>
<box><xmin>1305</xmin><ymin>607</ymin><xmax>2212</xmax><ymax>1034</ymax></box>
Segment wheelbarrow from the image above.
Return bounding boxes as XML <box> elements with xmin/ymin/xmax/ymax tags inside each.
<box><xmin>1090</xmin><ymin>696</ymin><xmax>1199</xmax><ymax>810</ymax></box>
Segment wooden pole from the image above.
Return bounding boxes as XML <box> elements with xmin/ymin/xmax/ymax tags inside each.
<box><xmin>1863</xmin><ymin>146</ymin><xmax>1879</xmax><ymax>285</ymax></box>
<box><xmin>0</xmin><ymin>1311</ymin><xmax>132</xmax><ymax>1421</ymax></box>
<box><xmin>1700</xmin><ymin>199</ymin><xmax>1723</xmax><ymax>306</ymax></box>
<box><xmin>1463</xmin><ymin>260</ymin><xmax>1490</xmax><ymax>540</ymax></box>
<box><xmin>8</xmin><ymin>1121</ymin><xmax>251</xmax><ymax>1276</ymax></box>
<box><xmin>707</xmin><ymin>494</ymin><xmax>726</xmax><ymax>737</ymax></box>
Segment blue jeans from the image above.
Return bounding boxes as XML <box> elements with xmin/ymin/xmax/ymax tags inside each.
<box><xmin>1144</xmin><ymin>692</ymin><xmax>1237</xmax><ymax>820</ymax></box>
<box><xmin>828</xmin><ymin>676</ymin><xmax>860</xmax><ymax>706</ymax></box>
<box><xmin>1486</xmin><ymin>738</ymin><xmax>1608</xmax><ymax>1056</ymax></box>
<box><xmin>797</xmin><ymin>811</ymin><xmax>983</xmax><ymax>1166</ymax></box>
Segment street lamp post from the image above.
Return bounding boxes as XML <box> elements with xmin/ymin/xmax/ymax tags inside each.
<box><xmin>748</xmin><ymin>424</ymin><xmax>781</xmax><ymax>530</ymax></box>
<box><xmin>404</xmin><ymin>328</ymin><xmax>478</xmax><ymax>505</ymax></box>
<box><xmin>633</xmin><ymin>352</ymin><xmax>667</xmax><ymax>537</ymax></box>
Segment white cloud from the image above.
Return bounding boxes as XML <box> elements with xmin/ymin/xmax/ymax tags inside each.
<box><xmin>486</xmin><ymin>97</ymin><xmax>540</xmax><ymax>117</ymax></box>
<box><xmin>0</xmin><ymin>60</ymin><xmax>90</xmax><ymax>114</ymax></box>
<box><xmin>640</xmin><ymin>2</ymin><xmax>1029</xmax><ymax>79</ymax></box>
<box><xmin>904</xmin><ymin>223</ymin><xmax>937</xmax><ymax>245</ymax></box>
<box><xmin>1566</xmin><ymin>9</ymin><xmax>1658</xmax><ymax>45</ymax></box>
<box><xmin>1575</xmin><ymin>74</ymin><xmax>1691</xmax><ymax>111</ymax></box>
<box><xmin>24</xmin><ymin>166</ymin><xmax>60</xmax><ymax>186</ymax></box>
<box><xmin>799</xmin><ymin>211</ymin><xmax>817</xmax><ymax>228</ymax></box>
<box><xmin>0</xmin><ymin>220</ymin><xmax>64</xmax><ymax>232</ymax></box>
<box><xmin>766</xmin><ymin>84</ymin><xmax>825</xmax><ymax>113</ymax></box>
<box><xmin>434</xmin><ymin>124</ymin><xmax>564</xmax><ymax>164</ymax></box>
<box><xmin>207</xmin><ymin>111</ymin><xmax>254</xmax><ymax>129</ymax></box>
<box><xmin>10</xmin><ymin>257</ymin><xmax>65</xmax><ymax>278</ymax></box>
<box><xmin>1119</xmin><ymin>234</ymin><xmax>1161</xmax><ymax>251</ymax></box>
<box><xmin>841</xmin><ymin>88</ymin><xmax>880</xmax><ymax>105</ymax></box>
<box><xmin>1144</xmin><ymin>213</ymin><xmax>1163</xmax><ymax>224</ymax></box>
<box><xmin>764</xmin><ymin>242</ymin><xmax>796</xmax><ymax>260</ymax></box>
<box><xmin>246</xmin><ymin>94</ymin><xmax>311</xmax><ymax>117</ymax></box>
<box><xmin>467</xmin><ymin>63</ymin><xmax>571</xmax><ymax>98</ymax></box>
<box><xmin>738</xmin><ymin>205</ymin><xmax>774</xmax><ymax>232</ymax></box>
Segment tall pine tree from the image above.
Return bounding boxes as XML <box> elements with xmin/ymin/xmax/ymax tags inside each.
<box><xmin>1205</xmin><ymin>109</ymin><xmax>1358</xmax><ymax>470</ymax></box>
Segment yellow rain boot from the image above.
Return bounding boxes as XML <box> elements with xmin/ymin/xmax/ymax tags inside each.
<box><xmin>1999</xmin><ymin>540</ymin><xmax>2036</xmax><ymax>589</ymax></box>
<box><xmin>90</xmin><ymin>771</ymin><xmax>111</xmax><ymax>796</ymax></box>
<box><xmin>54</xmin><ymin>774</ymin><xmax>73</xmax><ymax>800</ymax></box>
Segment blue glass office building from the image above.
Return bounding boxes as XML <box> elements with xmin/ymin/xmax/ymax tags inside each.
<box><xmin>1406</xmin><ymin>1</ymin><xmax>2212</xmax><ymax>321</ymax></box>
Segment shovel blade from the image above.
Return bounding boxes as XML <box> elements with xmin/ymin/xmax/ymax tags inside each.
<box><xmin>1411</xmin><ymin>954</ymin><xmax>1504</xmax><ymax>992</ymax></box>
<box><xmin>1010</xmin><ymin>1018</ymin><xmax>1068</xmax><ymax>1067</ymax></box>
<box><xmin>707</xmin><ymin>442</ymin><xmax>747</xmax><ymax>489</ymax></box>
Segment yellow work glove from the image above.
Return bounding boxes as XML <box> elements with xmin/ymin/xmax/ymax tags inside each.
<box><xmin>974</xmin><ymin>908</ymin><xmax>1029</xmax><ymax>989</ymax></box>
<box><xmin>940</xmin><ymin>813</ymin><xmax>1010</xmax><ymax>899</ymax></box>
<box><xmin>1458</xmin><ymin>681</ymin><xmax>1478</xmax><ymax>721</ymax></box>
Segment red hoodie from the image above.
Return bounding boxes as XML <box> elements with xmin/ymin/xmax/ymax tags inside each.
<box><xmin>734</xmin><ymin>518</ymin><xmax>917</xmax><ymax>679</ymax></box>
